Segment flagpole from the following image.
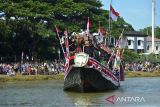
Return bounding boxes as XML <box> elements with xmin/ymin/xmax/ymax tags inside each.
<box><xmin>107</xmin><ymin>29</ymin><xmax>124</xmax><ymax>67</ymax></box>
<box><xmin>64</xmin><ymin>29</ymin><xmax>69</xmax><ymax>58</ymax></box>
<box><xmin>98</xmin><ymin>21</ymin><xmax>100</xmax><ymax>32</ymax></box>
<box><xmin>152</xmin><ymin>0</ymin><xmax>155</xmax><ymax>53</ymax></box>
<box><xmin>109</xmin><ymin>0</ymin><xmax>113</xmax><ymax>44</ymax></box>
<box><xmin>87</xmin><ymin>17</ymin><xmax>90</xmax><ymax>37</ymax></box>
<box><xmin>55</xmin><ymin>26</ymin><xmax>65</xmax><ymax>58</ymax></box>
<box><xmin>109</xmin><ymin>3</ymin><xmax>111</xmax><ymax>44</ymax></box>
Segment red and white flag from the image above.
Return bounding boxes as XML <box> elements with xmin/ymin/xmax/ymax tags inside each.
<box><xmin>98</xmin><ymin>21</ymin><xmax>104</xmax><ymax>37</ymax></box>
<box><xmin>64</xmin><ymin>30</ymin><xmax>70</xmax><ymax>72</ymax></box>
<box><xmin>64</xmin><ymin>30</ymin><xmax>69</xmax><ymax>58</ymax></box>
<box><xmin>87</xmin><ymin>17</ymin><xmax>91</xmax><ymax>35</ymax></box>
<box><xmin>110</xmin><ymin>5</ymin><xmax>119</xmax><ymax>21</ymax></box>
<box><xmin>113</xmin><ymin>48</ymin><xmax>121</xmax><ymax>72</ymax></box>
<box><xmin>96</xmin><ymin>21</ymin><xmax>104</xmax><ymax>44</ymax></box>
<box><xmin>55</xmin><ymin>26</ymin><xmax>65</xmax><ymax>58</ymax></box>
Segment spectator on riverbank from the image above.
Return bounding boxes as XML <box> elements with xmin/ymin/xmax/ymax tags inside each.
<box><xmin>1</xmin><ymin>59</ymin><xmax>160</xmax><ymax>77</ymax></box>
<box><xmin>0</xmin><ymin>60</ymin><xmax>65</xmax><ymax>76</ymax></box>
<box><xmin>125</xmin><ymin>61</ymin><xmax>160</xmax><ymax>72</ymax></box>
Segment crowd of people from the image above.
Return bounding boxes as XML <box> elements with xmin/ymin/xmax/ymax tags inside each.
<box><xmin>1</xmin><ymin>60</ymin><xmax>160</xmax><ymax>76</ymax></box>
<box><xmin>68</xmin><ymin>32</ymin><xmax>111</xmax><ymax>59</ymax></box>
<box><xmin>125</xmin><ymin>61</ymin><xmax>160</xmax><ymax>72</ymax></box>
<box><xmin>0</xmin><ymin>31</ymin><xmax>115</xmax><ymax>76</ymax></box>
<box><xmin>65</xmin><ymin>31</ymin><xmax>114</xmax><ymax>67</ymax></box>
<box><xmin>0</xmin><ymin>60</ymin><xmax>65</xmax><ymax>76</ymax></box>
<box><xmin>1</xmin><ymin>31</ymin><xmax>160</xmax><ymax>77</ymax></box>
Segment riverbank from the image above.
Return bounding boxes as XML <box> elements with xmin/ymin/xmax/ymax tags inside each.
<box><xmin>125</xmin><ymin>71</ymin><xmax>160</xmax><ymax>78</ymax></box>
<box><xmin>0</xmin><ymin>73</ymin><xmax>64</xmax><ymax>82</ymax></box>
<box><xmin>0</xmin><ymin>71</ymin><xmax>160</xmax><ymax>82</ymax></box>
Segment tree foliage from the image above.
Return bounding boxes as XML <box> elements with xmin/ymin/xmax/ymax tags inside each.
<box><xmin>140</xmin><ymin>26</ymin><xmax>160</xmax><ymax>38</ymax></box>
<box><xmin>123</xmin><ymin>49</ymin><xmax>160</xmax><ymax>63</ymax></box>
<box><xmin>123</xmin><ymin>49</ymin><xmax>140</xmax><ymax>63</ymax></box>
<box><xmin>0</xmin><ymin>0</ymin><xmax>134</xmax><ymax>61</ymax></box>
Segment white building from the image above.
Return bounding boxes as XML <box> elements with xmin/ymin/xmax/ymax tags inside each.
<box><xmin>146</xmin><ymin>36</ymin><xmax>160</xmax><ymax>54</ymax></box>
<box><xmin>121</xmin><ymin>31</ymin><xmax>147</xmax><ymax>53</ymax></box>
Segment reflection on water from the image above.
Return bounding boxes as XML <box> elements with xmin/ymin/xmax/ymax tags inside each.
<box><xmin>65</xmin><ymin>92</ymin><xmax>106</xmax><ymax>107</ymax></box>
<box><xmin>0</xmin><ymin>78</ymin><xmax>160</xmax><ymax>107</ymax></box>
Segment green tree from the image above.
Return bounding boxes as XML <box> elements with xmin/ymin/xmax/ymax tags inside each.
<box><xmin>0</xmin><ymin>0</ymin><xmax>54</xmax><ymax>60</ymax></box>
<box><xmin>0</xmin><ymin>0</ymin><xmax>134</xmax><ymax>61</ymax></box>
<box><xmin>123</xmin><ymin>49</ymin><xmax>140</xmax><ymax>63</ymax></box>
<box><xmin>140</xmin><ymin>26</ymin><xmax>160</xmax><ymax>38</ymax></box>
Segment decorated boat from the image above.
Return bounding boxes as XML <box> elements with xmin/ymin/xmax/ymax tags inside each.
<box><xmin>64</xmin><ymin>53</ymin><xmax>118</xmax><ymax>92</ymax></box>
<box><xmin>63</xmin><ymin>50</ymin><xmax>125</xmax><ymax>92</ymax></box>
<box><xmin>55</xmin><ymin>18</ymin><xmax>125</xmax><ymax>92</ymax></box>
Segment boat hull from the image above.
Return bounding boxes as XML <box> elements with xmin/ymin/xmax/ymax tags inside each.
<box><xmin>64</xmin><ymin>67</ymin><xmax>119</xmax><ymax>92</ymax></box>
<box><xmin>64</xmin><ymin>55</ymin><xmax>120</xmax><ymax>92</ymax></box>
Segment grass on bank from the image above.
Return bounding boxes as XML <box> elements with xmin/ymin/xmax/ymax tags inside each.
<box><xmin>0</xmin><ymin>73</ymin><xmax>64</xmax><ymax>82</ymax></box>
<box><xmin>125</xmin><ymin>71</ymin><xmax>160</xmax><ymax>78</ymax></box>
<box><xmin>0</xmin><ymin>71</ymin><xmax>160</xmax><ymax>82</ymax></box>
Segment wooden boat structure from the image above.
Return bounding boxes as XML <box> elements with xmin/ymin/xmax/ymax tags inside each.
<box><xmin>55</xmin><ymin>24</ymin><xmax>125</xmax><ymax>92</ymax></box>
<box><xmin>64</xmin><ymin>52</ymin><xmax>125</xmax><ymax>92</ymax></box>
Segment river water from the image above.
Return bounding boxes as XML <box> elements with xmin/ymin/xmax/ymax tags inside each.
<box><xmin>0</xmin><ymin>77</ymin><xmax>160</xmax><ymax>107</ymax></box>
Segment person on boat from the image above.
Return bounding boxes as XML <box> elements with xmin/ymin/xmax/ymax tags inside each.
<box><xmin>84</xmin><ymin>40</ymin><xmax>94</xmax><ymax>57</ymax></box>
<box><xmin>91</xmin><ymin>35</ymin><xmax>100</xmax><ymax>60</ymax></box>
<box><xmin>96</xmin><ymin>42</ymin><xmax>112</xmax><ymax>66</ymax></box>
<box><xmin>75</xmin><ymin>44</ymin><xmax>82</xmax><ymax>53</ymax></box>
<box><xmin>111</xmin><ymin>47</ymin><xmax>122</xmax><ymax>79</ymax></box>
<box><xmin>76</xmin><ymin>34</ymin><xmax>83</xmax><ymax>52</ymax></box>
<box><xmin>69</xmin><ymin>35</ymin><xmax>77</xmax><ymax>55</ymax></box>
<box><xmin>69</xmin><ymin>33</ymin><xmax>83</xmax><ymax>55</ymax></box>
